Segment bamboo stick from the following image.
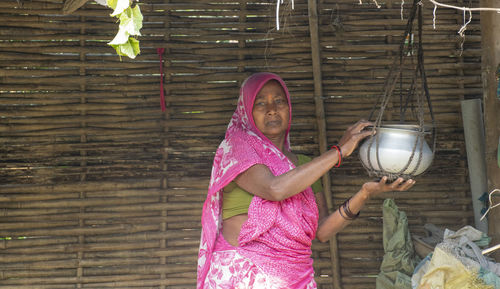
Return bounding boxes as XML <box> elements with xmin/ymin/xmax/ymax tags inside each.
<box><xmin>308</xmin><ymin>0</ymin><xmax>341</xmax><ymax>288</ymax></box>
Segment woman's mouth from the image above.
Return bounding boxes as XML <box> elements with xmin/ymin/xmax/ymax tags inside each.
<box><xmin>266</xmin><ymin>117</ymin><xmax>282</xmax><ymax>127</ymax></box>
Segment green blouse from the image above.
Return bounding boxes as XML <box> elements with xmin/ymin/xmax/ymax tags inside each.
<box><xmin>222</xmin><ymin>154</ymin><xmax>323</xmax><ymax>220</ymax></box>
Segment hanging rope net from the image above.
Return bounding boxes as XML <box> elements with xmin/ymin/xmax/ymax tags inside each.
<box><xmin>361</xmin><ymin>0</ymin><xmax>437</xmax><ymax>181</ymax></box>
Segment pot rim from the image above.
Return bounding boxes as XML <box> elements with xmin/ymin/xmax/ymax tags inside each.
<box><xmin>368</xmin><ymin>123</ymin><xmax>433</xmax><ymax>134</ymax></box>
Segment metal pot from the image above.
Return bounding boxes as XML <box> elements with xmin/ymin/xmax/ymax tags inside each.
<box><xmin>359</xmin><ymin>124</ymin><xmax>433</xmax><ymax>178</ymax></box>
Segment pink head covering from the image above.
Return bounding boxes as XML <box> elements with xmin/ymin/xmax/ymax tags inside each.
<box><xmin>235</xmin><ymin>72</ymin><xmax>292</xmax><ymax>148</ymax></box>
<box><xmin>197</xmin><ymin>73</ymin><xmax>318</xmax><ymax>288</ymax></box>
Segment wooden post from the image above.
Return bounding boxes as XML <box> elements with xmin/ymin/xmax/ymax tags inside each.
<box><xmin>480</xmin><ymin>0</ymin><xmax>500</xmax><ymax>261</ymax></box>
<box><xmin>307</xmin><ymin>0</ymin><xmax>342</xmax><ymax>288</ymax></box>
<box><xmin>160</xmin><ymin>3</ymin><xmax>172</xmax><ymax>288</ymax></box>
<box><xmin>78</xmin><ymin>14</ymin><xmax>87</xmax><ymax>289</ymax></box>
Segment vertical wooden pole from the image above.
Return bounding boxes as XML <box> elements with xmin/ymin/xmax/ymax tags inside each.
<box><xmin>238</xmin><ymin>0</ymin><xmax>247</xmax><ymax>73</ymax></box>
<box><xmin>307</xmin><ymin>0</ymin><xmax>342</xmax><ymax>288</ymax></box>
<box><xmin>480</xmin><ymin>0</ymin><xmax>500</xmax><ymax>261</ymax></box>
<box><xmin>78</xmin><ymin>13</ymin><xmax>87</xmax><ymax>289</ymax></box>
<box><xmin>160</xmin><ymin>1</ymin><xmax>171</xmax><ymax>287</ymax></box>
<box><xmin>456</xmin><ymin>0</ymin><xmax>471</xmax><ymax>229</ymax></box>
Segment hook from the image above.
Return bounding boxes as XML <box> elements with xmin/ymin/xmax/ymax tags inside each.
<box><xmin>480</xmin><ymin>189</ymin><xmax>500</xmax><ymax>221</ymax></box>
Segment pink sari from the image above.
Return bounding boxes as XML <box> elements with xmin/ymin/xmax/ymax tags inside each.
<box><xmin>197</xmin><ymin>72</ymin><xmax>319</xmax><ymax>288</ymax></box>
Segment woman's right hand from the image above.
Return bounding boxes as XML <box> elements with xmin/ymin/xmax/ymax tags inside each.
<box><xmin>361</xmin><ymin>176</ymin><xmax>416</xmax><ymax>199</ymax></box>
<box><xmin>338</xmin><ymin>119</ymin><xmax>374</xmax><ymax>158</ymax></box>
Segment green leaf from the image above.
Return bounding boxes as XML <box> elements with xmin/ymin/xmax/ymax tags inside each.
<box><xmin>128</xmin><ymin>37</ymin><xmax>140</xmax><ymax>56</ymax></box>
<box><xmin>106</xmin><ymin>0</ymin><xmax>118</xmax><ymax>10</ymax></box>
<box><xmin>131</xmin><ymin>5</ymin><xmax>143</xmax><ymax>35</ymax></box>
<box><xmin>108</xmin><ymin>27</ymin><xmax>129</xmax><ymax>45</ymax></box>
<box><xmin>109</xmin><ymin>37</ymin><xmax>140</xmax><ymax>59</ymax></box>
<box><xmin>109</xmin><ymin>0</ymin><xmax>130</xmax><ymax>16</ymax></box>
<box><xmin>119</xmin><ymin>6</ymin><xmax>142</xmax><ymax>36</ymax></box>
<box><xmin>105</xmin><ymin>0</ymin><xmax>142</xmax><ymax>59</ymax></box>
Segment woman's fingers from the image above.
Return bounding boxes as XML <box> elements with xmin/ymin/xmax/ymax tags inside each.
<box><xmin>358</xmin><ymin>129</ymin><xmax>374</xmax><ymax>140</ymax></box>
<box><xmin>352</xmin><ymin>120</ymin><xmax>373</xmax><ymax>132</ymax></box>
<box><xmin>398</xmin><ymin>179</ymin><xmax>416</xmax><ymax>190</ymax></box>
<box><xmin>339</xmin><ymin>120</ymin><xmax>375</xmax><ymax>157</ymax></box>
<box><xmin>385</xmin><ymin>178</ymin><xmax>415</xmax><ymax>191</ymax></box>
<box><xmin>349</xmin><ymin>121</ymin><xmax>374</xmax><ymax>142</ymax></box>
<box><xmin>343</xmin><ymin>121</ymin><xmax>373</xmax><ymax>142</ymax></box>
<box><xmin>345</xmin><ymin>119</ymin><xmax>367</xmax><ymax>132</ymax></box>
<box><xmin>363</xmin><ymin>177</ymin><xmax>416</xmax><ymax>199</ymax></box>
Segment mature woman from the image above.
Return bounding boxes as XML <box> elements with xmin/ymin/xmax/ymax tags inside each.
<box><xmin>197</xmin><ymin>72</ymin><xmax>415</xmax><ymax>288</ymax></box>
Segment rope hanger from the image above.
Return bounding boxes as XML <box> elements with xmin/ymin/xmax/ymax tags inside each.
<box><xmin>362</xmin><ymin>0</ymin><xmax>436</xmax><ymax>180</ymax></box>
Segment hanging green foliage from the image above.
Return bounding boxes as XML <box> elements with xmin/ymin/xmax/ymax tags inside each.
<box><xmin>106</xmin><ymin>0</ymin><xmax>143</xmax><ymax>59</ymax></box>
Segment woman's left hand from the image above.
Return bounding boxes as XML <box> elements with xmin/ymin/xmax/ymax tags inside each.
<box><xmin>361</xmin><ymin>176</ymin><xmax>416</xmax><ymax>199</ymax></box>
<box><xmin>338</xmin><ymin>119</ymin><xmax>374</xmax><ymax>158</ymax></box>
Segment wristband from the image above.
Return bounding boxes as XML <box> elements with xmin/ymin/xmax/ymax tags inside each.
<box><xmin>330</xmin><ymin>144</ymin><xmax>342</xmax><ymax>168</ymax></box>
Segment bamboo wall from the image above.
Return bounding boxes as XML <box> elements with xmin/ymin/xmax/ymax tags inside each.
<box><xmin>0</xmin><ymin>0</ymin><xmax>480</xmax><ymax>288</ymax></box>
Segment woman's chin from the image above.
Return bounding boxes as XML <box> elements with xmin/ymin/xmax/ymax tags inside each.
<box><xmin>262</xmin><ymin>127</ymin><xmax>286</xmax><ymax>138</ymax></box>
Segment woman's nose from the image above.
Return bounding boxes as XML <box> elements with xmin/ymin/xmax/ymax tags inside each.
<box><xmin>266</xmin><ymin>101</ymin><xmax>278</xmax><ymax>113</ymax></box>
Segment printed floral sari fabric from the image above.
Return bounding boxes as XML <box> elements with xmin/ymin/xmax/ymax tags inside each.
<box><xmin>203</xmin><ymin>249</ymin><xmax>317</xmax><ymax>289</ymax></box>
<box><xmin>197</xmin><ymin>72</ymin><xmax>319</xmax><ymax>288</ymax></box>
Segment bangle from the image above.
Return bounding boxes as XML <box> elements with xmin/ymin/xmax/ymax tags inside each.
<box><xmin>343</xmin><ymin>198</ymin><xmax>360</xmax><ymax>219</ymax></box>
<box><xmin>330</xmin><ymin>145</ymin><xmax>342</xmax><ymax>168</ymax></box>
<box><xmin>338</xmin><ymin>204</ymin><xmax>349</xmax><ymax>220</ymax></box>
<box><xmin>338</xmin><ymin>198</ymin><xmax>360</xmax><ymax>221</ymax></box>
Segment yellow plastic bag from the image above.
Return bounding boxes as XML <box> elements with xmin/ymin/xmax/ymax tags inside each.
<box><xmin>418</xmin><ymin>247</ymin><xmax>493</xmax><ymax>289</ymax></box>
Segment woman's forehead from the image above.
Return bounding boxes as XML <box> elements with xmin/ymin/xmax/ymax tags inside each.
<box><xmin>256</xmin><ymin>80</ymin><xmax>285</xmax><ymax>95</ymax></box>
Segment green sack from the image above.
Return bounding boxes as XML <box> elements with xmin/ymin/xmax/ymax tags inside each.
<box><xmin>376</xmin><ymin>199</ymin><xmax>419</xmax><ymax>289</ymax></box>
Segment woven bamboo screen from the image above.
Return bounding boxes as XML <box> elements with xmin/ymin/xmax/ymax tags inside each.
<box><xmin>0</xmin><ymin>0</ymin><xmax>480</xmax><ymax>288</ymax></box>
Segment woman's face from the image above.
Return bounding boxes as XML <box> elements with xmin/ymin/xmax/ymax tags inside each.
<box><xmin>252</xmin><ymin>80</ymin><xmax>290</xmax><ymax>139</ymax></box>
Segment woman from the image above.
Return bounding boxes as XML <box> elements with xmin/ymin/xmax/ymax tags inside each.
<box><xmin>197</xmin><ymin>72</ymin><xmax>415</xmax><ymax>288</ymax></box>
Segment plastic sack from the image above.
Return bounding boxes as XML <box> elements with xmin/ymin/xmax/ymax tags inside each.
<box><xmin>416</xmin><ymin>247</ymin><xmax>493</xmax><ymax>289</ymax></box>
<box><xmin>376</xmin><ymin>199</ymin><xmax>419</xmax><ymax>289</ymax></box>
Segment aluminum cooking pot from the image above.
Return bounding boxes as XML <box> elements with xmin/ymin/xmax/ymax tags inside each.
<box><xmin>359</xmin><ymin>124</ymin><xmax>433</xmax><ymax>178</ymax></box>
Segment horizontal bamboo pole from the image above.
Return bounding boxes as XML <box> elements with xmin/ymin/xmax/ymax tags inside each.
<box><xmin>86</xmin><ymin>229</ymin><xmax>200</xmax><ymax>243</ymax></box>
<box><xmin>167</xmin><ymin>239</ymin><xmax>200</xmax><ymax>248</ymax></box>
<box><xmin>0</xmin><ymin>285</ymin><xmax>73</xmax><ymax>289</ymax></box>
<box><xmin>82</xmin><ymin>265</ymin><xmax>196</xmax><ymax>276</ymax></box>
<box><xmin>1</xmin><ymin>236</ymin><xmax>199</xmax><ymax>255</ymax></box>
<box><xmin>78</xmin><ymin>277</ymin><xmax>195</xmax><ymax>287</ymax></box>
<box><xmin>0</xmin><ymin>252</ymin><xmax>79</xmax><ymax>264</ymax></box>
<box><xmin>0</xmin><ymin>128</ymin><xmax>163</xmax><ymax>137</ymax></box>
<box><xmin>1</xmin><ymin>75</ymin><xmax>158</xmax><ymax>86</ymax></box>
<box><xmin>1</xmin><ymin>200</ymin><xmax>201</xmax><ymax>213</ymax></box>
<box><xmin>0</xmin><ymin>275</ymin><xmax>188</xmax><ymax>286</ymax></box>
<box><xmin>0</xmin><ymin>223</ymin><xmax>163</xmax><ymax>237</ymax></box>
<box><xmin>1</xmin><ymin>215</ymin><xmax>201</xmax><ymax>231</ymax></box>
<box><xmin>0</xmin><ymin>237</ymin><xmax>78</xmax><ymax>250</ymax></box>
<box><xmin>0</xmin><ymin>179</ymin><xmax>160</xmax><ymax>194</ymax></box>
<box><xmin>0</xmin><ymin>91</ymin><xmax>160</xmax><ymax>100</ymax></box>
<box><xmin>0</xmin><ymin>268</ymin><xmax>75</xmax><ymax>279</ymax></box>
<box><xmin>0</xmin><ymin>19</ymin><xmax>116</xmax><ymax>31</ymax></box>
